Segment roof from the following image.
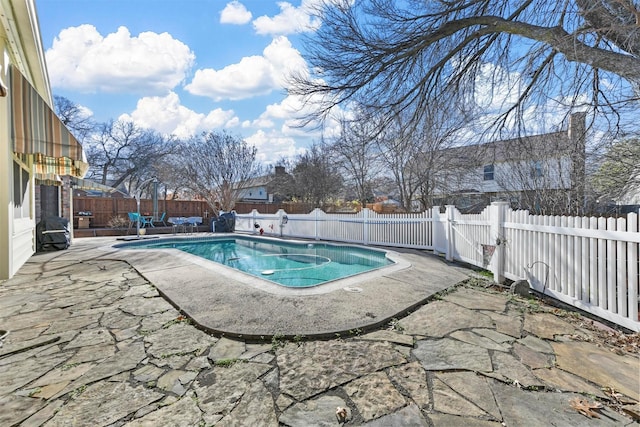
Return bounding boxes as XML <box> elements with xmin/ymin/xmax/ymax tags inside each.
<box><xmin>442</xmin><ymin>131</ymin><xmax>574</xmax><ymax>166</ymax></box>
<box><xmin>236</xmin><ymin>174</ymin><xmax>272</xmax><ymax>190</ymax></box>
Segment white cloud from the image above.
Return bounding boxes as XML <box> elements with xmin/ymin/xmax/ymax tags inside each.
<box><xmin>76</xmin><ymin>104</ymin><xmax>95</xmax><ymax>120</ymax></box>
<box><xmin>245</xmin><ymin>129</ymin><xmax>306</xmax><ymax>163</ymax></box>
<box><xmin>184</xmin><ymin>36</ymin><xmax>307</xmax><ymax>101</ymax></box>
<box><xmin>220</xmin><ymin>1</ymin><xmax>252</xmax><ymax>25</ymax></box>
<box><xmin>255</xmin><ymin>92</ymin><xmax>343</xmax><ymax>138</ymax></box>
<box><xmin>447</xmin><ymin>61</ymin><xmax>589</xmax><ymax>144</ymax></box>
<box><xmin>253</xmin><ymin>0</ymin><xmax>322</xmax><ymax>35</ymax></box>
<box><xmin>475</xmin><ymin>64</ymin><xmax>523</xmax><ymax>111</ymax></box>
<box><xmin>45</xmin><ymin>25</ymin><xmax>194</xmax><ymax>94</ymax></box>
<box><xmin>475</xmin><ymin>63</ymin><xmax>580</xmax><ymax>132</ymax></box>
<box><xmin>118</xmin><ymin>92</ymin><xmax>238</xmax><ymax>138</ymax></box>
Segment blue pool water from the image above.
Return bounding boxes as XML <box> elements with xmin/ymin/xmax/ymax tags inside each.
<box><xmin>116</xmin><ymin>236</ymin><xmax>393</xmax><ymax>287</ymax></box>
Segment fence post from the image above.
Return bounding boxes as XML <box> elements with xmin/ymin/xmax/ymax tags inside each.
<box><xmin>444</xmin><ymin>205</ymin><xmax>455</xmax><ymax>261</ymax></box>
<box><xmin>277</xmin><ymin>209</ymin><xmax>288</xmax><ymax>238</ymax></box>
<box><xmin>314</xmin><ymin>208</ymin><xmax>320</xmax><ymax>241</ymax></box>
<box><xmin>252</xmin><ymin>209</ymin><xmax>258</xmax><ymax>235</ymax></box>
<box><xmin>363</xmin><ymin>208</ymin><xmax>369</xmax><ymax>245</ymax></box>
<box><xmin>432</xmin><ymin>206</ymin><xmax>441</xmax><ymax>255</ymax></box>
<box><xmin>489</xmin><ymin>201</ymin><xmax>509</xmax><ymax>283</ymax></box>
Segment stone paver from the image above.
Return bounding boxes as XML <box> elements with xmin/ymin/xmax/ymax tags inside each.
<box><xmin>209</xmin><ymin>337</ymin><xmax>245</xmax><ymax>361</ymax></box>
<box><xmin>44</xmin><ymin>382</ymin><xmax>164</xmax><ymax>426</ymax></box>
<box><xmin>123</xmin><ymin>392</ymin><xmax>203</xmax><ymax>426</ymax></box>
<box><xmin>192</xmin><ymin>361</ymin><xmax>272</xmax><ymax>417</ymax></box>
<box><xmin>387</xmin><ymin>361</ymin><xmax>430</xmax><ymax>410</ymax></box>
<box><xmin>399</xmin><ymin>300</ymin><xmax>494</xmax><ymax>336</ymax></box>
<box><xmin>413</xmin><ymin>338</ymin><xmax>493</xmax><ymax>371</ymax></box>
<box><xmin>553</xmin><ymin>341</ymin><xmax>640</xmax><ymax>401</ymax></box>
<box><xmin>437</xmin><ymin>371</ymin><xmax>501</xmax><ymax>420</ymax></box>
<box><xmin>217</xmin><ymin>381</ymin><xmax>278</xmax><ymax>427</ymax></box>
<box><xmin>364</xmin><ymin>403</ymin><xmax>429</xmax><ymax>426</ymax></box>
<box><xmin>489</xmin><ymin>379</ymin><xmax>631</xmax><ymax>426</ymax></box>
<box><xmin>344</xmin><ymin>371</ymin><xmax>406</xmax><ymax>421</ymax></box>
<box><xmin>432</xmin><ymin>376</ymin><xmax>489</xmax><ymax>418</ymax></box>
<box><xmin>0</xmin><ymin>237</ymin><xmax>637</xmax><ymax>426</ymax></box>
<box><xmin>277</xmin><ymin>340</ymin><xmax>406</xmax><ymax>401</ymax></box>
<box><xmin>279</xmin><ymin>395</ymin><xmax>349</xmax><ymax>427</ymax></box>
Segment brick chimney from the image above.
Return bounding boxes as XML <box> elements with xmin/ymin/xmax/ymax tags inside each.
<box><xmin>568</xmin><ymin>112</ymin><xmax>587</xmax><ymax>144</ymax></box>
<box><xmin>568</xmin><ymin>112</ymin><xmax>587</xmax><ymax>214</ymax></box>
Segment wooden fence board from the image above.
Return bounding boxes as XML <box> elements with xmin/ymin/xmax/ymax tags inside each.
<box><xmin>72</xmin><ymin>197</ymin><xmax>315</xmax><ymax>228</ymax></box>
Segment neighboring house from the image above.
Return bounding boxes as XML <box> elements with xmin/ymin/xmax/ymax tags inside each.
<box><xmin>237</xmin><ymin>166</ymin><xmax>290</xmax><ymax>203</ymax></box>
<box><xmin>606</xmin><ymin>162</ymin><xmax>640</xmax><ymax>208</ymax></box>
<box><xmin>1</xmin><ymin>0</ymin><xmax>88</xmax><ymax>279</ymax></box>
<box><xmin>619</xmin><ymin>187</ymin><xmax>640</xmax><ymax>205</ymax></box>
<box><xmin>431</xmin><ymin>112</ymin><xmax>587</xmax><ymax>214</ymax></box>
<box><xmin>237</xmin><ymin>176</ymin><xmax>273</xmax><ymax>203</ymax></box>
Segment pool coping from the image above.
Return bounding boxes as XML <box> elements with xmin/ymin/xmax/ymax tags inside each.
<box><xmin>101</xmin><ymin>233</ymin><xmax>471</xmax><ymax>339</ymax></box>
<box><xmin>112</xmin><ymin>234</ymin><xmax>412</xmax><ymax>296</ymax></box>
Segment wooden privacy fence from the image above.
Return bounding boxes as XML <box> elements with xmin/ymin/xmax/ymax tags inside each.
<box><xmin>73</xmin><ymin>197</ymin><xmax>213</xmax><ymax>227</ymax></box>
<box><xmin>72</xmin><ymin>197</ymin><xmax>314</xmax><ymax>227</ymax></box>
<box><xmin>235</xmin><ymin>204</ymin><xmax>640</xmax><ymax>331</ymax></box>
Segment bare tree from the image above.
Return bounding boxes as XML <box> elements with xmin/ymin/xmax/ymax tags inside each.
<box><xmin>374</xmin><ymin>112</ymin><xmax>423</xmax><ymax>212</ymax></box>
<box><xmin>408</xmin><ymin>104</ymin><xmax>471</xmax><ymax>210</ymax></box>
<box><xmin>84</xmin><ymin>120</ymin><xmax>177</xmax><ymax>194</ymax></box>
<box><xmin>329</xmin><ymin>110</ymin><xmax>383</xmax><ymax>206</ymax></box>
<box><xmin>181</xmin><ymin>131</ymin><xmax>263</xmax><ymax>215</ymax></box>
<box><xmin>592</xmin><ymin>137</ymin><xmax>640</xmax><ymax>204</ymax></box>
<box><xmin>291</xmin><ymin>0</ymin><xmax>639</xmax><ymax>136</ymax></box>
<box><xmin>288</xmin><ymin>143</ymin><xmax>343</xmax><ymax>208</ymax></box>
<box><xmin>54</xmin><ymin>95</ymin><xmax>96</xmax><ymax>142</ymax></box>
<box><xmin>153</xmin><ymin>153</ymin><xmax>193</xmax><ymax>200</ymax></box>
<box><xmin>371</xmin><ymin>102</ymin><xmax>464</xmax><ymax>212</ymax></box>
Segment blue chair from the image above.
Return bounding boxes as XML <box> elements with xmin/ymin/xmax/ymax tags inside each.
<box><xmin>128</xmin><ymin>212</ymin><xmax>153</xmax><ymax>231</ymax></box>
<box><xmin>157</xmin><ymin>212</ymin><xmax>167</xmax><ymax>226</ymax></box>
<box><xmin>127</xmin><ymin>212</ymin><xmax>140</xmax><ymax>232</ymax></box>
<box><xmin>141</xmin><ymin>215</ymin><xmax>154</xmax><ymax>228</ymax></box>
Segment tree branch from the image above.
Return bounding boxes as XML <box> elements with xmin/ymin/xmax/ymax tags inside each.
<box><xmin>429</xmin><ymin>15</ymin><xmax>640</xmax><ymax>86</ymax></box>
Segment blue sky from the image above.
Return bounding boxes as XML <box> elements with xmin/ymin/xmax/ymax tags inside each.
<box><xmin>36</xmin><ymin>0</ymin><xmax>335</xmax><ymax>163</ymax></box>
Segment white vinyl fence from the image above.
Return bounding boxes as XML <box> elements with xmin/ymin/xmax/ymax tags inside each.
<box><xmin>235</xmin><ymin>208</ymin><xmax>434</xmax><ymax>249</ymax></box>
<box><xmin>235</xmin><ymin>204</ymin><xmax>640</xmax><ymax>331</ymax></box>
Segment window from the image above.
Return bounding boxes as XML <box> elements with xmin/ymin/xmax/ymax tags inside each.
<box><xmin>531</xmin><ymin>161</ymin><xmax>543</xmax><ymax>178</ymax></box>
<box><xmin>13</xmin><ymin>160</ymin><xmax>31</xmax><ymax>218</ymax></box>
<box><xmin>483</xmin><ymin>164</ymin><xmax>494</xmax><ymax>181</ymax></box>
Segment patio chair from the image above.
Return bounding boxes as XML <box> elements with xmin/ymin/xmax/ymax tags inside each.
<box><xmin>185</xmin><ymin>216</ymin><xmax>203</xmax><ymax>234</ymax></box>
<box><xmin>169</xmin><ymin>217</ymin><xmax>187</xmax><ymax>234</ymax></box>
<box><xmin>156</xmin><ymin>212</ymin><xmax>167</xmax><ymax>226</ymax></box>
<box><xmin>128</xmin><ymin>212</ymin><xmax>153</xmax><ymax>231</ymax></box>
<box><xmin>127</xmin><ymin>212</ymin><xmax>140</xmax><ymax>232</ymax></box>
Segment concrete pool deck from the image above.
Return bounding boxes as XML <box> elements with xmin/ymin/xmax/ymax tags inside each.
<box><xmin>1</xmin><ymin>235</ymin><xmax>638</xmax><ymax>426</ymax></box>
<box><xmin>108</xmin><ymin>233</ymin><xmax>470</xmax><ymax>338</ymax></box>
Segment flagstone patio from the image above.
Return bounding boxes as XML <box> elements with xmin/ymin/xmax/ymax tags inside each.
<box><xmin>0</xmin><ymin>236</ymin><xmax>638</xmax><ymax>426</ymax></box>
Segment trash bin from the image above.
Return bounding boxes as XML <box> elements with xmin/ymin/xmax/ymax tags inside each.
<box><xmin>36</xmin><ymin>216</ymin><xmax>70</xmax><ymax>251</ymax></box>
<box><xmin>214</xmin><ymin>212</ymin><xmax>236</xmax><ymax>232</ymax></box>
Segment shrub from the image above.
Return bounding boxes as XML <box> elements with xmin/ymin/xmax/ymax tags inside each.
<box><xmin>107</xmin><ymin>216</ymin><xmax>129</xmax><ymax>228</ymax></box>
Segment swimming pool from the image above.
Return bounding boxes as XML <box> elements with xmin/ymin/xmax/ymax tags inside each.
<box><xmin>115</xmin><ymin>236</ymin><xmax>394</xmax><ymax>287</ymax></box>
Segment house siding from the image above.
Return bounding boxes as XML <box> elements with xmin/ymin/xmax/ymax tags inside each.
<box><xmin>430</xmin><ymin>113</ymin><xmax>585</xmax><ymax>213</ymax></box>
<box><xmin>0</xmin><ymin>0</ymin><xmax>51</xmax><ymax>279</ymax></box>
